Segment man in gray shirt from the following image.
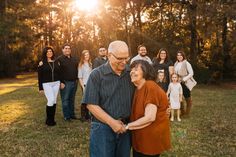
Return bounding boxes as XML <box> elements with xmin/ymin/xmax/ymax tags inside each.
<box><xmin>82</xmin><ymin>40</ymin><xmax>134</xmax><ymax>157</ymax></box>
<box><xmin>130</xmin><ymin>44</ymin><xmax>152</xmax><ymax>64</ymax></box>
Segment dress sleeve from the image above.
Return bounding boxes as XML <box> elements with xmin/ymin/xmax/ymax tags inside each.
<box><xmin>78</xmin><ymin>66</ymin><xmax>83</xmax><ymax>79</ymax></box>
<box><xmin>183</xmin><ymin>61</ymin><xmax>194</xmax><ymax>81</ymax></box>
<box><xmin>143</xmin><ymin>82</ymin><xmax>160</xmax><ymax>108</ymax></box>
<box><xmin>38</xmin><ymin>64</ymin><xmax>43</xmax><ymax>91</ymax></box>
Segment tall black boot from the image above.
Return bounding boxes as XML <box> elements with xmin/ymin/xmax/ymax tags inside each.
<box><xmin>46</xmin><ymin>106</ymin><xmax>56</xmax><ymax>126</ymax></box>
<box><xmin>52</xmin><ymin>104</ymin><xmax>57</xmax><ymax>125</ymax></box>
<box><xmin>46</xmin><ymin>106</ymin><xmax>50</xmax><ymax>125</ymax></box>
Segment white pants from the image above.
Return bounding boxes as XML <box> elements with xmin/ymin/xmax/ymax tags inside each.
<box><xmin>42</xmin><ymin>81</ymin><xmax>60</xmax><ymax>106</ymax></box>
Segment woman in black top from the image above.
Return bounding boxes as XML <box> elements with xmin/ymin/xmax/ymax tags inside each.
<box><xmin>152</xmin><ymin>48</ymin><xmax>174</xmax><ymax>85</ymax></box>
<box><xmin>38</xmin><ymin>47</ymin><xmax>60</xmax><ymax>126</ymax></box>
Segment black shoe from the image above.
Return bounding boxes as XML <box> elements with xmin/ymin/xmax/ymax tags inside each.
<box><xmin>71</xmin><ymin>116</ymin><xmax>78</xmax><ymax>120</ymax></box>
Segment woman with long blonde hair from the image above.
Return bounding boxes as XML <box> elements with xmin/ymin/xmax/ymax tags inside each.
<box><xmin>78</xmin><ymin>50</ymin><xmax>92</xmax><ymax>122</ymax></box>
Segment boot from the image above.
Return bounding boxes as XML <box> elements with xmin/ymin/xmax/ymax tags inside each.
<box><xmin>52</xmin><ymin>104</ymin><xmax>57</xmax><ymax>125</ymax></box>
<box><xmin>185</xmin><ymin>98</ymin><xmax>192</xmax><ymax>116</ymax></box>
<box><xmin>46</xmin><ymin>106</ymin><xmax>56</xmax><ymax>126</ymax></box>
<box><xmin>180</xmin><ymin>101</ymin><xmax>185</xmax><ymax>116</ymax></box>
<box><xmin>80</xmin><ymin>104</ymin><xmax>87</xmax><ymax>122</ymax></box>
<box><xmin>46</xmin><ymin>106</ymin><xmax>50</xmax><ymax>125</ymax></box>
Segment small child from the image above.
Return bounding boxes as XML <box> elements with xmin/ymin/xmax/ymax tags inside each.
<box><xmin>156</xmin><ymin>70</ymin><xmax>168</xmax><ymax>92</ymax></box>
<box><xmin>167</xmin><ymin>73</ymin><xmax>183</xmax><ymax>122</ymax></box>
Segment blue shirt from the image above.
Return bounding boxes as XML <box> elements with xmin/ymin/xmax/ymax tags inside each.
<box><xmin>82</xmin><ymin>62</ymin><xmax>135</xmax><ymax>120</ymax></box>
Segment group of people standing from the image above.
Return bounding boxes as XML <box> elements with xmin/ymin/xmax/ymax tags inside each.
<box><xmin>38</xmin><ymin>40</ymin><xmax>195</xmax><ymax>157</ymax></box>
<box><xmin>130</xmin><ymin>44</ymin><xmax>195</xmax><ymax>122</ymax></box>
<box><xmin>38</xmin><ymin>44</ymin><xmax>108</xmax><ymax>126</ymax></box>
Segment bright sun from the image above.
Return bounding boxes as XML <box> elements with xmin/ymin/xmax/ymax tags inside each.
<box><xmin>74</xmin><ymin>0</ymin><xmax>98</xmax><ymax>12</ymax></box>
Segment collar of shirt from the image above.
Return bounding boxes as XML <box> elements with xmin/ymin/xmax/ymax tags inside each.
<box><xmin>137</xmin><ymin>54</ymin><xmax>149</xmax><ymax>60</ymax></box>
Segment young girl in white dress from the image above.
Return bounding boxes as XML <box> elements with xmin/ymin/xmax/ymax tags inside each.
<box><xmin>167</xmin><ymin>73</ymin><xmax>183</xmax><ymax>121</ymax></box>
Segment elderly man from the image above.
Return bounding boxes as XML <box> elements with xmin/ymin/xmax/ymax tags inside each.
<box><xmin>82</xmin><ymin>40</ymin><xmax>134</xmax><ymax>157</ymax></box>
<box><xmin>130</xmin><ymin>44</ymin><xmax>152</xmax><ymax>64</ymax></box>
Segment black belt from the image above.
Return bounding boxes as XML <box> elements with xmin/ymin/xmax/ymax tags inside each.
<box><xmin>91</xmin><ymin>117</ymin><xmax>130</xmax><ymax>124</ymax></box>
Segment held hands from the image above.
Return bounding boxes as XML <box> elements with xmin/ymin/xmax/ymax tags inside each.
<box><xmin>109</xmin><ymin>119</ymin><xmax>127</xmax><ymax>134</ymax></box>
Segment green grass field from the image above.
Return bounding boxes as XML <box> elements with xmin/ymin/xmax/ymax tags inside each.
<box><xmin>0</xmin><ymin>73</ymin><xmax>235</xmax><ymax>157</ymax></box>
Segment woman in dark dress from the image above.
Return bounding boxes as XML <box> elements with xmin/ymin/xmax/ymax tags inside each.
<box><xmin>152</xmin><ymin>48</ymin><xmax>174</xmax><ymax>85</ymax></box>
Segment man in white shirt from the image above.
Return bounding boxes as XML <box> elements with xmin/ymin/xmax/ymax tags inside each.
<box><xmin>130</xmin><ymin>44</ymin><xmax>152</xmax><ymax>64</ymax></box>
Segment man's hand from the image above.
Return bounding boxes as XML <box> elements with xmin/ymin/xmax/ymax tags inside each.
<box><xmin>60</xmin><ymin>83</ymin><xmax>65</xmax><ymax>89</ymax></box>
<box><xmin>109</xmin><ymin>119</ymin><xmax>126</xmax><ymax>134</ymax></box>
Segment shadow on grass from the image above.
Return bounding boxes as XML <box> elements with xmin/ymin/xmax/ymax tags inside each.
<box><xmin>0</xmin><ymin>84</ymin><xmax>90</xmax><ymax>156</ymax></box>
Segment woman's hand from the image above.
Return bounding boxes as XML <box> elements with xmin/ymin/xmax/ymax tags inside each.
<box><xmin>60</xmin><ymin>83</ymin><xmax>65</xmax><ymax>89</ymax></box>
<box><xmin>39</xmin><ymin>90</ymin><xmax>44</xmax><ymax>94</ymax></box>
<box><xmin>38</xmin><ymin>61</ymin><xmax>43</xmax><ymax>67</ymax></box>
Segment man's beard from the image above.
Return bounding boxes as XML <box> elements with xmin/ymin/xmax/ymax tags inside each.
<box><xmin>140</xmin><ymin>53</ymin><xmax>147</xmax><ymax>57</ymax></box>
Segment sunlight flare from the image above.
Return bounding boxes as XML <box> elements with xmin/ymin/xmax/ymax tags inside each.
<box><xmin>74</xmin><ymin>0</ymin><xmax>98</xmax><ymax>12</ymax></box>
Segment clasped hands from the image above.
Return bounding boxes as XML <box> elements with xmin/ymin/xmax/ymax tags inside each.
<box><xmin>109</xmin><ymin>119</ymin><xmax>129</xmax><ymax>134</ymax></box>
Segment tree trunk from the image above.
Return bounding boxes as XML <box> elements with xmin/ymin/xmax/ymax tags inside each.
<box><xmin>222</xmin><ymin>15</ymin><xmax>231</xmax><ymax>78</ymax></box>
<box><xmin>188</xmin><ymin>0</ymin><xmax>197</xmax><ymax>64</ymax></box>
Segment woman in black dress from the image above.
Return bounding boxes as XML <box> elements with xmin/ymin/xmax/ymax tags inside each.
<box><xmin>152</xmin><ymin>48</ymin><xmax>174</xmax><ymax>85</ymax></box>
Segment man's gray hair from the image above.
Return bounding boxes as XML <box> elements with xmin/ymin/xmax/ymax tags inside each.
<box><xmin>108</xmin><ymin>40</ymin><xmax>129</xmax><ymax>54</ymax></box>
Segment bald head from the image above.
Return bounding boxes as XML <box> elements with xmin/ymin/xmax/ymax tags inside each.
<box><xmin>108</xmin><ymin>40</ymin><xmax>129</xmax><ymax>55</ymax></box>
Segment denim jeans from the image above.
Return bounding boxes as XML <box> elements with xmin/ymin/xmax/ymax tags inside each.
<box><xmin>60</xmin><ymin>81</ymin><xmax>77</xmax><ymax>119</ymax></box>
<box><xmin>90</xmin><ymin>121</ymin><xmax>131</xmax><ymax>157</ymax></box>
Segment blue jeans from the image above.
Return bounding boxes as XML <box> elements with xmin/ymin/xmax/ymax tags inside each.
<box><xmin>60</xmin><ymin>81</ymin><xmax>77</xmax><ymax>119</ymax></box>
<box><xmin>90</xmin><ymin>121</ymin><xmax>131</xmax><ymax>157</ymax></box>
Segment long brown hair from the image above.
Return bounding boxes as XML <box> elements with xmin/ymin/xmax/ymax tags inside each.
<box><xmin>156</xmin><ymin>48</ymin><xmax>170</xmax><ymax>63</ymax></box>
<box><xmin>79</xmin><ymin>50</ymin><xmax>92</xmax><ymax>68</ymax></box>
<box><xmin>176</xmin><ymin>50</ymin><xmax>186</xmax><ymax>62</ymax></box>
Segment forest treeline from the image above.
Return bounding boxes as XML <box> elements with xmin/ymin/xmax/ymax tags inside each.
<box><xmin>0</xmin><ymin>0</ymin><xmax>235</xmax><ymax>83</ymax></box>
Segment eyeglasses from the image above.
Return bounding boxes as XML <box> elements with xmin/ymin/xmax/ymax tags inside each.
<box><xmin>99</xmin><ymin>49</ymin><xmax>106</xmax><ymax>52</ymax></box>
<box><xmin>111</xmin><ymin>53</ymin><xmax>130</xmax><ymax>62</ymax></box>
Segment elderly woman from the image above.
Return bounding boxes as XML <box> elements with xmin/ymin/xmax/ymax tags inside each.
<box><xmin>125</xmin><ymin>60</ymin><xmax>171</xmax><ymax>157</ymax></box>
<box><xmin>174</xmin><ymin>50</ymin><xmax>194</xmax><ymax>117</ymax></box>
